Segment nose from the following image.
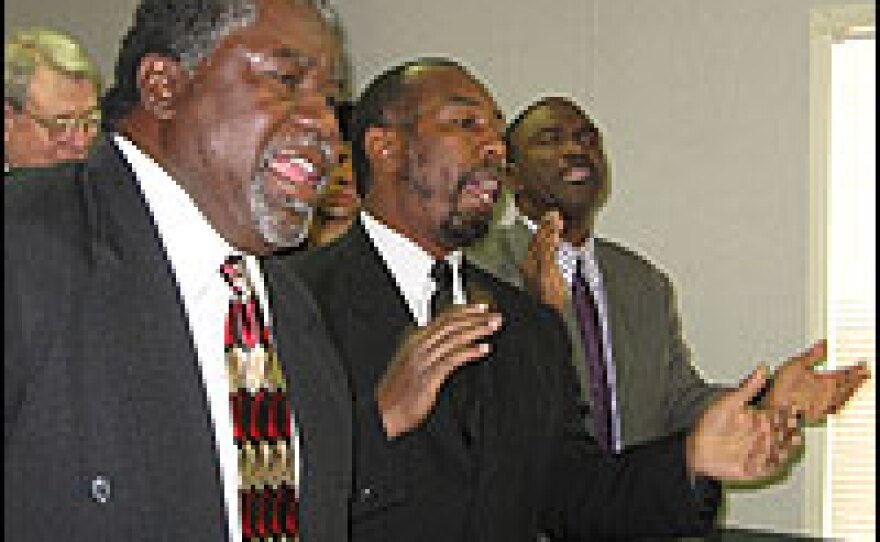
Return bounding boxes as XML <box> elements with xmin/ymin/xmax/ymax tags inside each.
<box><xmin>291</xmin><ymin>92</ymin><xmax>342</xmax><ymax>162</ymax></box>
<box><xmin>58</xmin><ymin>124</ymin><xmax>96</xmax><ymax>158</ymax></box>
<box><xmin>561</xmin><ymin>136</ymin><xmax>589</xmax><ymax>157</ymax></box>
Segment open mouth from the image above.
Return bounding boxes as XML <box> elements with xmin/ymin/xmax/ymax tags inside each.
<box><xmin>461</xmin><ymin>169</ymin><xmax>501</xmax><ymax>207</ymax></box>
<box><xmin>264</xmin><ymin>151</ymin><xmax>324</xmax><ymax>194</ymax></box>
<box><xmin>258</xmin><ymin>132</ymin><xmax>338</xmax><ymax>206</ymax></box>
<box><xmin>562</xmin><ymin>165</ymin><xmax>593</xmax><ymax>184</ymax></box>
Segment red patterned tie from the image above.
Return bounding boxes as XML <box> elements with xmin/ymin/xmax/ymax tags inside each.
<box><xmin>221</xmin><ymin>256</ymin><xmax>299</xmax><ymax>541</ymax></box>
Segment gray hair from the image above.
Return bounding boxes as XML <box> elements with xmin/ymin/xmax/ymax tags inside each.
<box><xmin>5</xmin><ymin>27</ymin><xmax>102</xmax><ymax>110</ymax></box>
<box><xmin>102</xmin><ymin>0</ymin><xmax>341</xmax><ymax>128</ymax></box>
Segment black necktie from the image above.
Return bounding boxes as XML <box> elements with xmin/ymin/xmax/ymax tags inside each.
<box><xmin>430</xmin><ymin>259</ymin><xmax>454</xmax><ymax>318</ymax></box>
<box><xmin>430</xmin><ymin>259</ymin><xmax>479</xmax><ymax>446</ymax></box>
<box><xmin>571</xmin><ymin>259</ymin><xmax>613</xmax><ymax>452</ymax></box>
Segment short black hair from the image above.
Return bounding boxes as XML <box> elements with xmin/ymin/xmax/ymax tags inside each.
<box><xmin>505</xmin><ymin>96</ymin><xmax>589</xmax><ymax>164</ymax></box>
<box><xmin>101</xmin><ymin>0</ymin><xmax>259</xmax><ymax>130</ymax></box>
<box><xmin>351</xmin><ymin>57</ymin><xmax>465</xmax><ymax>198</ymax></box>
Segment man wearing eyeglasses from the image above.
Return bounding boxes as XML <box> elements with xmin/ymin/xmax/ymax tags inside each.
<box><xmin>4</xmin><ymin>27</ymin><xmax>103</xmax><ymax>172</ymax></box>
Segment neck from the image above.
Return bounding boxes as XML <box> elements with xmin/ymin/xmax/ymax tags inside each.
<box><xmin>117</xmin><ymin>111</ymin><xmax>273</xmax><ymax>257</ymax></box>
<box><xmin>365</xmin><ymin>192</ymin><xmax>452</xmax><ymax>260</ymax></box>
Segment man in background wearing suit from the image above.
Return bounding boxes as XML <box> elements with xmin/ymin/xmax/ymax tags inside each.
<box><xmin>5</xmin><ymin>0</ymin><xmax>352</xmax><ymax>539</ymax></box>
<box><xmin>467</xmin><ymin>96</ymin><xmax>868</xmax><ymax>452</ymax></box>
<box><xmin>293</xmin><ymin>57</ymin><xmax>806</xmax><ymax>541</ymax></box>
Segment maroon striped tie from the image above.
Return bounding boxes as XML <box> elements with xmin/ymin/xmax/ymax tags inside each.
<box><xmin>221</xmin><ymin>256</ymin><xmax>299</xmax><ymax>541</ymax></box>
<box><xmin>571</xmin><ymin>259</ymin><xmax>613</xmax><ymax>452</ymax></box>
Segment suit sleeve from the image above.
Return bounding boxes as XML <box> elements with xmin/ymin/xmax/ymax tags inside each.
<box><xmin>4</xmin><ymin>243</ymin><xmax>26</xmax><ymax>441</ymax></box>
<box><xmin>539</xmin><ymin>311</ymin><xmax>721</xmax><ymax>539</ymax></box>
<box><xmin>660</xmin><ymin>276</ymin><xmax>727</xmax><ymax>435</ymax></box>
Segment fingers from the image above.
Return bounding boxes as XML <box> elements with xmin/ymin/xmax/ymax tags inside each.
<box><xmin>824</xmin><ymin>361</ymin><xmax>870</xmax><ymax>415</ymax></box>
<box><xmin>416</xmin><ymin>304</ymin><xmax>500</xmax><ymax>354</ymax></box>
<box><xmin>534</xmin><ymin>210</ymin><xmax>563</xmax><ymax>259</ymax></box>
<box><xmin>421</xmin><ymin>312</ymin><xmax>501</xmax><ymax>373</ymax></box>
<box><xmin>524</xmin><ymin>211</ymin><xmax>561</xmax><ymax>269</ymax></box>
<box><xmin>421</xmin><ymin>342</ymin><xmax>490</xmax><ymax>400</ymax></box>
<box><xmin>741</xmin><ymin>408</ymin><xmax>802</xmax><ymax>479</ymax></box>
<box><xmin>734</xmin><ymin>364</ymin><xmax>771</xmax><ymax>406</ymax></box>
<box><xmin>377</xmin><ymin>304</ymin><xmax>503</xmax><ymax>438</ymax></box>
<box><xmin>792</xmin><ymin>339</ymin><xmax>828</xmax><ymax>370</ymax></box>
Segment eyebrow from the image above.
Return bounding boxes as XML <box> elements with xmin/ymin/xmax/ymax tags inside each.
<box><xmin>269</xmin><ymin>47</ymin><xmax>314</xmax><ymax>67</ymax></box>
<box><xmin>443</xmin><ymin>95</ymin><xmax>504</xmax><ymax>121</ymax></box>
<box><xmin>263</xmin><ymin>47</ymin><xmax>343</xmax><ymax>94</ymax></box>
<box><xmin>534</xmin><ymin>126</ymin><xmax>563</xmax><ymax>137</ymax></box>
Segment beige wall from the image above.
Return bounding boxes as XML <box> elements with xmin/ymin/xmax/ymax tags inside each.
<box><xmin>5</xmin><ymin>0</ymin><xmax>874</xmax><ymax>536</ymax></box>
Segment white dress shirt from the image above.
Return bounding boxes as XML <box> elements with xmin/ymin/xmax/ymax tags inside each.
<box><xmin>361</xmin><ymin>211</ymin><xmax>466</xmax><ymax>326</ymax></box>
<box><xmin>520</xmin><ymin>212</ymin><xmax>623</xmax><ymax>453</ymax></box>
<box><xmin>114</xmin><ymin>134</ymin><xmax>300</xmax><ymax>542</ymax></box>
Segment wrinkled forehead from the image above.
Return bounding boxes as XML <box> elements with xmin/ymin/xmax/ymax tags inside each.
<box><xmin>28</xmin><ymin>65</ymin><xmax>99</xmax><ymax>113</ymax></box>
<box><xmin>406</xmin><ymin>65</ymin><xmax>498</xmax><ymax>114</ymax></box>
<box><xmin>231</xmin><ymin>0</ymin><xmax>341</xmax><ymax>72</ymax></box>
<box><xmin>521</xmin><ymin>101</ymin><xmax>597</xmax><ymax>137</ymax></box>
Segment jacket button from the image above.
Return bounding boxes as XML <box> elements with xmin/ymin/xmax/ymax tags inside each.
<box><xmin>90</xmin><ymin>476</ymin><xmax>112</xmax><ymax>504</ymax></box>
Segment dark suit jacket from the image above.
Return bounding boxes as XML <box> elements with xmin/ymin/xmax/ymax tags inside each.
<box><xmin>292</xmin><ymin>221</ymin><xmax>719</xmax><ymax>541</ymax></box>
<box><xmin>467</xmin><ymin>220</ymin><xmax>723</xmax><ymax>448</ymax></box>
<box><xmin>4</xmin><ymin>138</ymin><xmax>352</xmax><ymax>541</ymax></box>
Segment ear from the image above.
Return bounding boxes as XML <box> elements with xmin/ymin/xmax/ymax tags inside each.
<box><xmin>364</xmin><ymin>125</ymin><xmax>404</xmax><ymax>175</ymax></box>
<box><xmin>136</xmin><ymin>54</ymin><xmax>187</xmax><ymax>120</ymax></box>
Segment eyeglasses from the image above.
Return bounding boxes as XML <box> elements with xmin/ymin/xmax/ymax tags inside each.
<box><xmin>21</xmin><ymin>106</ymin><xmax>101</xmax><ymax>140</ymax></box>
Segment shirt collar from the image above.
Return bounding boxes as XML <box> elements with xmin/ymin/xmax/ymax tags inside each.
<box><xmin>113</xmin><ymin>134</ymin><xmax>240</xmax><ymax>290</ymax></box>
<box><xmin>361</xmin><ymin>211</ymin><xmax>464</xmax><ymax>323</ymax></box>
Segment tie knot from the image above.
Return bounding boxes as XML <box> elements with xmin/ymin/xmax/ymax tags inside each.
<box><xmin>221</xmin><ymin>255</ymin><xmax>250</xmax><ymax>296</ymax></box>
<box><xmin>431</xmin><ymin>259</ymin><xmax>454</xmax><ymax>291</ymax></box>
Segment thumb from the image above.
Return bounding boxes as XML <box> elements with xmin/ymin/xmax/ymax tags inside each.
<box><xmin>794</xmin><ymin>339</ymin><xmax>828</xmax><ymax>369</ymax></box>
<box><xmin>733</xmin><ymin>364</ymin><xmax>771</xmax><ymax>406</ymax></box>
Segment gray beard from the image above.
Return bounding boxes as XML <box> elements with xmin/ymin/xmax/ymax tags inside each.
<box><xmin>248</xmin><ymin>171</ymin><xmax>313</xmax><ymax>250</ymax></box>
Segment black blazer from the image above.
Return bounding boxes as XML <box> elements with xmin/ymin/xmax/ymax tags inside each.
<box><xmin>292</xmin><ymin>221</ymin><xmax>719</xmax><ymax>541</ymax></box>
<box><xmin>4</xmin><ymin>138</ymin><xmax>352</xmax><ymax>541</ymax></box>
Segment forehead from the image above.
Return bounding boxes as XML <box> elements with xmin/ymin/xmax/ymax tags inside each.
<box><xmin>519</xmin><ymin>102</ymin><xmax>595</xmax><ymax>136</ymax></box>
<box><xmin>225</xmin><ymin>0</ymin><xmax>339</xmax><ymax>68</ymax></box>
<box><xmin>409</xmin><ymin>66</ymin><xmax>497</xmax><ymax>112</ymax></box>
<box><xmin>28</xmin><ymin>65</ymin><xmax>97</xmax><ymax>114</ymax></box>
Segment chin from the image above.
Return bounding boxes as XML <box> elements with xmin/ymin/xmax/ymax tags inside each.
<box><xmin>439</xmin><ymin>213</ymin><xmax>492</xmax><ymax>248</ymax></box>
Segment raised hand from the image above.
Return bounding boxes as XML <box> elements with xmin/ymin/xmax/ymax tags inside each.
<box><xmin>376</xmin><ymin>304</ymin><xmax>502</xmax><ymax>438</ymax></box>
<box><xmin>520</xmin><ymin>210</ymin><xmax>566</xmax><ymax>313</ymax></box>
<box><xmin>688</xmin><ymin>365</ymin><xmax>802</xmax><ymax>482</ymax></box>
<box><xmin>765</xmin><ymin>340</ymin><xmax>870</xmax><ymax>424</ymax></box>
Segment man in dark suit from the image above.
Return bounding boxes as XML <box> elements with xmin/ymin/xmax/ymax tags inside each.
<box><xmin>292</xmin><ymin>57</ymin><xmax>804</xmax><ymax>541</ymax></box>
<box><xmin>5</xmin><ymin>0</ymin><xmax>352</xmax><ymax>539</ymax></box>
<box><xmin>467</xmin><ymin>96</ymin><xmax>868</xmax><ymax>451</ymax></box>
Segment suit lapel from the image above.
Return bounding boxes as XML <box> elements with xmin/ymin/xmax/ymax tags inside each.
<box><xmin>262</xmin><ymin>259</ymin><xmax>351</xmax><ymax>538</ymax></box>
<box><xmin>594</xmin><ymin>240</ymin><xmax>638</xmax><ymax>443</ymax></box>
<box><xmin>344</xmin><ymin>224</ymin><xmax>482</xmax><ymax>473</ymax></box>
<box><xmin>77</xmin><ymin>138</ymin><xmax>228</xmax><ymax>536</ymax></box>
